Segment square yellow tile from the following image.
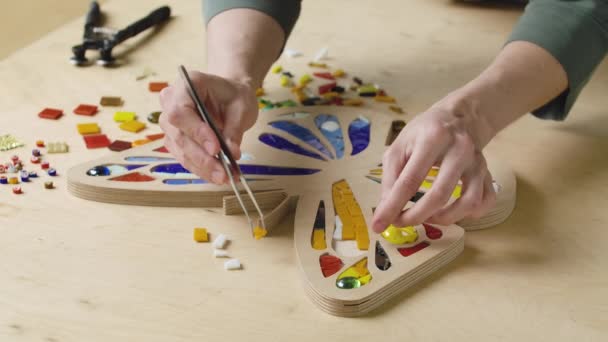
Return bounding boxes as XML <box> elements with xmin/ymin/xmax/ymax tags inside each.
<box><xmin>113</xmin><ymin>111</ymin><xmax>136</xmax><ymax>122</ymax></box>
<box><xmin>120</xmin><ymin>120</ymin><xmax>146</xmax><ymax>133</ymax></box>
<box><xmin>193</xmin><ymin>228</ymin><xmax>209</xmax><ymax>242</ymax></box>
<box><xmin>76</xmin><ymin>123</ymin><xmax>100</xmax><ymax>135</ymax></box>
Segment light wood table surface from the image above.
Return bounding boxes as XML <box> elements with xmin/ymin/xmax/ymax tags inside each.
<box><xmin>1</xmin><ymin>0</ymin><xmax>607</xmax><ymax>341</ymax></box>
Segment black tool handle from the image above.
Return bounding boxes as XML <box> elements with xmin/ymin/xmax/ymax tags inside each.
<box><xmin>113</xmin><ymin>6</ymin><xmax>171</xmax><ymax>44</ymax></box>
<box><xmin>84</xmin><ymin>1</ymin><xmax>101</xmax><ymax>33</ymax></box>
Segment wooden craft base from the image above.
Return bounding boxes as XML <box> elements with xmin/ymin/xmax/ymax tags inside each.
<box><xmin>67</xmin><ymin>106</ymin><xmax>516</xmax><ymax>316</ymax></box>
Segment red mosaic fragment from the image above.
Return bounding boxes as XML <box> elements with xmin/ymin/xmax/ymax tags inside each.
<box><xmin>146</xmin><ymin>133</ymin><xmax>165</xmax><ymax>141</ymax></box>
<box><xmin>83</xmin><ymin>134</ymin><xmax>111</xmax><ymax>149</ymax></box>
<box><xmin>149</xmin><ymin>82</ymin><xmax>169</xmax><ymax>92</ymax></box>
<box><xmin>109</xmin><ymin>172</ymin><xmax>155</xmax><ymax>182</ymax></box>
<box><xmin>318</xmin><ymin>82</ymin><xmax>337</xmax><ymax>95</ymax></box>
<box><xmin>108</xmin><ymin>140</ymin><xmax>132</xmax><ymax>152</ymax></box>
<box><xmin>313</xmin><ymin>72</ymin><xmax>335</xmax><ymax>80</ymax></box>
<box><xmin>73</xmin><ymin>104</ymin><xmax>98</xmax><ymax>116</ymax></box>
<box><xmin>398</xmin><ymin>242</ymin><xmax>430</xmax><ymax>257</ymax></box>
<box><xmin>319</xmin><ymin>254</ymin><xmax>344</xmax><ymax>278</ymax></box>
<box><xmin>38</xmin><ymin>108</ymin><xmax>63</xmax><ymax>120</ymax></box>
<box><xmin>423</xmin><ymin>223</ymin><xmax>443</xmax><ymax>240</ymax></box>
<box><xmin>153</xmin><ymin>146</ymin><xmax>169</xmax><ymax>153</ymax></box>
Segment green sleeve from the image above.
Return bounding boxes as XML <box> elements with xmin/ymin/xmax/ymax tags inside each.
<box><xmin>202</xmin><ymin>0</ymin><xmax>301</xmax><ymax>39</ymax></box>
<box><xmin>507</xmin><ymin>0</ymin><xmax>608</xmax><ymax>121</ymax></box>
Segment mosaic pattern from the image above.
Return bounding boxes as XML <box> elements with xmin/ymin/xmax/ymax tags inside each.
<box><xmin>269</xmin><ymin>121</ymin><xmax>334</xmax><ymax>159</ymax></box>
<box><xmin>315</xmin><ymin>114</ymin><xmax>345</xmax><ymax>159</ymax></box>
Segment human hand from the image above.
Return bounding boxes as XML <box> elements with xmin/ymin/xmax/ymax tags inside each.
<box><xmin>371</xmin><ymin>98</ymin><xmax>497</xmax><ymax>233</ymax></box>
<box><xmin>159</xmin><ymin>71</ymin><xmax>258</xmax><ymax>184</ymax></box>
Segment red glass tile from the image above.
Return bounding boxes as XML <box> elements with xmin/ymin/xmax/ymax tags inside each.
<box><xmin>146</xmin><ymin>133</ymin><xmax>165</xmax><ymax>141</ymax></box>
<box><xmin>38</xmin><ymin>108</ymin><xmax>63</xmax><ymax>120</ymax></box>
<box><xmin>108</xmin><ymin>140</ymin><xmax>132</xmax><ymax>152</ymax></box>
<box><xmin>73</xmin><ymin>104</ymin><xmax>98</xmax><ymax>116</ymax></box>
<box><xmin>313</xmin><ymin>72</ymin><xmax>335</xmax><ymax>80</ymax></box>
<box><xmin>153</xmin><ymin>146</ymin><xmax>169</xmax><ymax>153</ymax></box>
<box><xmin>83</xmin><ymin>134</ymin><xmax>111</xmax><ymax>149</ymax></box>
<box><xmin>149</xmin><ymin>82</ymin><xmax>169</xmax><ymax>92</ymax></box>
<box><xmin>423</xmin><ymin>224</ymin><xmax>443</xmax><ymax>240</ymax></box>
<box><xmin>320</xmin><ymin>254</ymin><xmax>344</xmax><ymax>278</ymax></box>
<box><xmin>318</xmin><ymin>82</ymin><xmax>337</xmax><ymax>95</ymax></box>
<box><xmin>109</xmin><ymin>172</ymin><xmax>155</xmax><ymax>182</ymax></box>
<box><xmin>398</xmin><ymin>242</ymin><xmax>430</xmax><ymax>257</ymax></box>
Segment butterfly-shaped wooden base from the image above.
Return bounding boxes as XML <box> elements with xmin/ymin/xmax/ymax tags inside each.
<box><xmin>68</xmin><ymin>106</ymin><xmax>516</xmax><ymax>316</ymax></box>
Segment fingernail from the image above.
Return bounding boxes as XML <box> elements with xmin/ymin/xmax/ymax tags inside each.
<box><xmin>204</xmin><ymin>141</ymin><xmax>215</xmax><ymax>155</ymax></box>
<box><xmin>211</xmin><ymin>170</ymin><xmax>224</xmax><ymax>184</ymax></box>
<box><xmin>372</xmin><ymin>220</ymin><xmax>386</xmax><ymax>233</ymax></box>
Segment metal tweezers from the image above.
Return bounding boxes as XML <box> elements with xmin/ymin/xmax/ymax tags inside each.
<box><xmin>179</xmin><ymin>65</ymin><xmax>266</xmax><ymax>235</ymax></box>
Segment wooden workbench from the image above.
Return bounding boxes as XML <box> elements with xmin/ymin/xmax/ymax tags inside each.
<box><xmin>1</xmin><ymin>0</ymin><xmax>606</xmax><ymax>340</ymax></box>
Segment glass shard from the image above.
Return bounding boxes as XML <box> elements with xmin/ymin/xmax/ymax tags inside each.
<box><xmin>319</xmin><ymin>253</ymin><xmax>343</xmax><ymax>277</ymax></box>
<box><xmin>397</xmin><ymin>242</ymin><xmax>430</xmax><ymax>257</ymax></box>
<box><xmin>86</xmin><ymin>164</ymin><xmax>146</xmax><ymax>176</ymax></box>
<box><xmin>109</xmin><ymin>172</ymin><xmax>155</xmax><ymax>182</ymax></box>
<box><xmin>375</xmin><ymin>241</ymin><xmax>392</xmax><ymax>271</ymax></box>
<box><xmin>311</xmin><ymin>201</ymin><xmax>327</xmax><ymax>250</ymax></box>
<box><xmin>336</xmin><ymin>258</ymin><xmax>372</xmax><ymax>289</ymax></box>
<box><xmin>348</xmin><ymin>116</ymin><xmax>370</xmax><ymax>155</ymax></box>
<box><xmin>124</xmin><ymin>156</ymin><xmax>175</xmax><ymax>162</ymax></box>
<box><xmin>269</xmin><ymin>121</ymin><xmax>334</xmax><ymax>159</ymax></box>
<box><xmin>259</xmin><ymin>133</ymin><xmax>326</xmax><ymax>161</ymax></box>
<box><xmin>314</xmin><ymin>114</ymin><xmax>344</xmax><ymax>159</ymax></box>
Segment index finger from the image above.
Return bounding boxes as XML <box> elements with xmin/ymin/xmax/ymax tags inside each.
<box><xmin>371</xmin><ymin>146</ymin><xmax>440</xmax><ymax>233</ymax></box>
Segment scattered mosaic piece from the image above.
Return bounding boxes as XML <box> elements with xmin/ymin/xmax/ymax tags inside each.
<box><xmin>0</xmin><ymin>135</ymin><xmax>24</xmax><ymax>151</ymax></box>
<box><xmin>108</xmin><ymin>140</ymin><xmax>132</xmax><ymax>152</ymax></box>
<box><xmin>77</xmin><ymin>123</ymin><xmax>101</xmax><ymax>135</ymax></box>
<box><xmin>224</xmin><ymin>259</ymin><xmax>241</xmax><ymax>270</ymax></box>
<box><xmin>120</xmin><ymin>120</ymin><xmax>146</xmax><ymax>133</ymax></box>
<box><xmin>213</xmin><ymin>234</ymin><xmax>228</xmax><ymax>249</ymax></box>
<box><xmin>38</xmin><ymin>108</ymin><xmax>63</xmax><ymax>120</ymax></box>
<box><xmin>193</xmin><ymin>228</ymin><xmax>209</xmax><ymax>242</ymax></box>
<box><xmin>147</xmin><ymin>111</ymin><xmax>162</xmax><ymax>124</ymax></box>
<box><xmin>83</xmin><ymin>134</ymin><xmax>111</xmax><ymax>149</ymax></box>
<box><xmin>148</xmin><ymin>82</ymin><xmax>168</xmax><ymax>92</ymax></box>
<box><xmin>47</xmin><ymin>142</ymin><xmax>69</xmax><ymax>153</ymax></box>
<box><xmin>114</xmin><ymin>111</ymin><xmax>136</xmax><ymax>122</ymax></box>
<box><xmin>100</xmin><ymin>96</ymin><xmax>123</xmax><ymax>106</ymax></box>
<box><xmin>73</xmin><ymin>104</ymin><xmax>98</xmax><ymax>116</ymax></box>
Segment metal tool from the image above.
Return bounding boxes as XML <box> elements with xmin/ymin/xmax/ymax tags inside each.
<box><xmin>178</xmin><ymin>65</ymin><xmax>266</xmax><ymax>235</ymax></box>
<box><xmin>70</xmin><ymin>1</ymin><xmax>171</xmax><ymax>66</ymax></box>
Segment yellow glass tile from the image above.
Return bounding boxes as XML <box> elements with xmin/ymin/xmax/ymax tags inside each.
<box><xmin>271</xmin><ymin>65</ymin><xmax>282</xmax><ymax>74</ymax></box>
<box><xmin>374</xmin><ymin>95</ymin><xmax>396</xmax><ymax>103</ymax></box>
<box><xmin>255</xmin><ymin>87</ymin><xmax>265</xmax><ymax>97</ymax></box>
<box><xmin>427</xmin><ymin>168</ymin><xmax>439</xmax><ymax>178</ymax></box>
<box><xmin>299</xmin><ymin>74</ymin><xmax>312</xmax><ymax>85</ymax></box>
<box><xmin>114</xmin><ymin>111</ymin><xmax>136</xmax><ymax>122</ymax></box>
<box><xmin>381</xmin><ymin>225</ymin><xmax>418</xmax><ymax>245</ymax></box>
<box><xmin>120</xmin><ymin>120</ymin><xmax>146</xmax><ymax>133</ymax></box>
<box><xmin>312</xmin><ymin>229</ymin><xmax>326</xmax><ymax>250</ymax></box>
<box><xmin>353</xmin><ymin>258</ymin><xmax>369</xmax><ymax>276</ymax></box>
<box><xmin>452</xmin><ymin>184</ymin><xmax>462</xmax><ymax>198</ymax></box>
<box><xmin>132</xmin><ymin>139</ymin><xmax>151</xmax><ymax>147</ymax></box>
<box><xmin>193</xmin><ymin>228</ymin><xmax>209</xmax><ymax>242</ymax></box>
<box><xmin>359</xmin><ymin>274</ymin><xmax>372</xmax><ymax>285</ymax></box>
<box><xmin>343</xmin><ymin>99</ymin><xmax>364</xmax><ymax>106</ymax></box>
<box><xmin>253</xmin><ymin>226</ymin><xmax>267</xmax><ymax>240</ymax></box>
<box><xmin>77</xmin><ymin>123</ymin><xmax>100</xmax><ymax>135</ymax></box>
<box><xmin>332</xmin><ymin>69</ymin><xmax>345</xmax><ymax>77</ymax></box>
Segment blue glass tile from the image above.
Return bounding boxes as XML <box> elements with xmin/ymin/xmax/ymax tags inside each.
<box><xmin>269</xmin><ymin>121</ymin><xmax>334</xmax><ymax>159</ymax></box>
<box><xmin>348</xmin><ymin>117</ymin><xmax>371</xmax><ymax>155</ymax></box>
<box><xmin>125</xmin><ymin>156</ymin><xmax>175</xmax><ymax>162</ymax></box>
<box><xmin>239</xmin><ymin>164</ymin><xmax>321</xmax><ymax>176</ymax></box>
<box><xmin>259</xmin><ymin>133</ymin><xmax>326</xmax><ymax>161</ymax></box>
<box><xmin>150</xmin><ymin>163</ymin><xmax>190</xmax><ymax>174</ymax></box>
<box><xmin>163</xmin><ymin>179</ymin><xmax>208</xmax><ymax>185</ymax></box>
<box><xmin>314</xmin><ymin>114</ymin><xmax>344</xmax><ymax>159</ymax></box>
<box><xmin>151</xmin><ymin>163</ymin><xmax>320</xmax><ymax>176</ymax></box>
